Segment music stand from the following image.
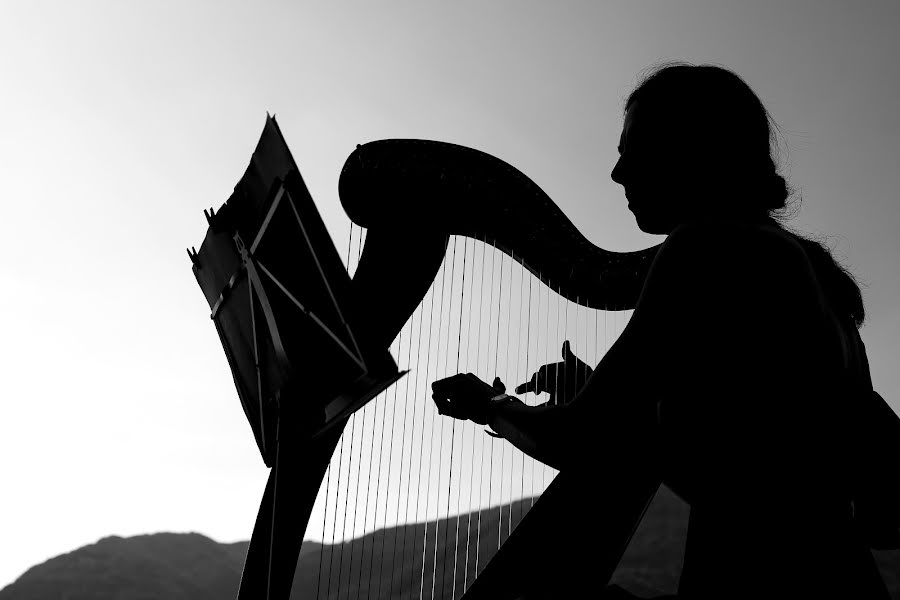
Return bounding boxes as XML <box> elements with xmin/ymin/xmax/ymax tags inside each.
<box><xmin>190</xmin><ymin>115</ymin><xmax>405</xmax><ymax>598</ymax></box>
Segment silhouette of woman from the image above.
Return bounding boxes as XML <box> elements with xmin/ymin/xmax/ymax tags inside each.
<box><xmin>432</xmin><ymin>64</ymin><xmax>893</xmax><ymax>598</ymax></box>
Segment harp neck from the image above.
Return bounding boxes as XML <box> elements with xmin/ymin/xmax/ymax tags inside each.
<box><xmin>339</xmin><ymin>139</ymin><xmax>659</xmax><ymax>348</ymax></box>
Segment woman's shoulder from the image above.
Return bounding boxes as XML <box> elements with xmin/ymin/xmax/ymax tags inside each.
<box><xmin>665</xmin><ymin>218</ymin><xmax>802</xmax><ymax>249</ymax></box>
<box><xmin>642</xmin><ymin>218</ymin><xmax>822</xmax><ymax>314</ymax></box>
<box><xmin>661</xmin><ymin>219</ymin><xmax>810</xmax><ymax>273</ymax></box>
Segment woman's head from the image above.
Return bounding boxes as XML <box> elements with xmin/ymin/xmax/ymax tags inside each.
<box><xmin>613</xmin><ymin>62</ymin><xmax>865</xmax><ymax>326</ymax></box>
<box><xmin>611</xmin><ymin>63</ymin><xmax>789</xmax><ymax>234</ymax></box>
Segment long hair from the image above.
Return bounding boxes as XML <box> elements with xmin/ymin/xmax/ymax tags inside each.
<box><xmin>625</xmin><ymin>62</ymin><xmax>865</xmax><ymax>327</ymax></box>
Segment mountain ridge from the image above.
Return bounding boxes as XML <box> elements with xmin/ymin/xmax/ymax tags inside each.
<box><xmin>2</xmin><ymin>486</ymin><xmax>897</xmax><ymax>598</ymax></box>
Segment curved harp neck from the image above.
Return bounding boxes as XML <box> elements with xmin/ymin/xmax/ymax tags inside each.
<box><xmin>340</xmin><ymin>139</ymin><xmax>660</xmax><ymax>328</ymax></box>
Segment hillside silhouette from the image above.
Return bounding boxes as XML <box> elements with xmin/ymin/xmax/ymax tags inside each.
<box><xmin>2</xmin><ymin>486</ymin><xmax>897</xmax><ymax>598</ymax></box>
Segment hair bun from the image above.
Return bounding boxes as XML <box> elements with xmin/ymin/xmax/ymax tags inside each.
<box><xmin>760</xmin><ymin>172</ymin><xmax>789</xmax><ymax>211</ymax></box>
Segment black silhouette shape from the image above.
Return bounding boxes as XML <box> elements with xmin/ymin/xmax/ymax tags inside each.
<box><xmin>196</xmin><ymin>117</ymin><xmax>665</xmax><ymax>600</ymax></box>
<box><xmin>433</xmin><ymin>63</ymin><xmax>896</xmax><ymax>598</ymax></box>
<box><xmin>191</xmin><ymin>117</ymin><xmax>405</xmax><ymax>600</ymax></box>
<box><xmin>433</xmin><ymin>373</ymin><xmax>519</xmax><ymax>425</ymax></box>
<box><xmin>515</xmin><ymin>340</ymin><xmax>593</xmax><ymax>405</ymax></box>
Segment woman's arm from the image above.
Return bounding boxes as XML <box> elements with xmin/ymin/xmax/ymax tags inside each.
<box><xmin>487</xmin><ymin>375</ymin><xmax>660</xmax><ymax>472</ymax></box>
<box><xmin>441</xmin><ymin>223</ymin><xmax>786</xmax><ymax>473</ymax></box>
<box><xmin>486</xmin><ymin>401</ymin><xmax>569</xmax><ymax>470</ymax></box>
<box><xmin>483</xmin><ymin>224</ymin><xmax>720</xmax><ymax>471</ymax></box>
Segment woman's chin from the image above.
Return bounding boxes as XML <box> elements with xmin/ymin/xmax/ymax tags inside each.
<box><xmin>632</xmin><ymin>212</ymin><xmax>671</xmax><ymax>235</ymax></box>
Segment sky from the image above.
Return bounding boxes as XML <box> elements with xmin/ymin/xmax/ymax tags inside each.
<box><xmin>2</xmin><ymin>0</ymin><xmax>899</xmax><ymax>589</ymax></box>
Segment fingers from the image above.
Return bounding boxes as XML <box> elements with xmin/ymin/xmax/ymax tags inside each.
<box><xmin>432</xmin><ymin>393</ymin><xmax>467</xmax><ymax>420</ymax></box>
<box><xmin>432</xmin><ymin>395</ymin><xmax>450</xmax><ymax>415</ymax></box>
<box><xmin>516</xmin><ymin>364</ymin><xmax>556</xmax><ymax>395</ymax></box>
<box><xmin>432</xmin><ymin>392</ymin><xmax>462</xmax><ymax>418</ymax></box>
<box><xmin>431</xmin><ymin>373</ymin><xmax>497</xmax><ymax>423</ymax></box>
<box><xmin>562</xmin><ymin>340</ymin><xmax>595</xmax><ymax>383</ymax></box>
<box><xmin>431</xmin><ymin>373</ymin><xmax>467</xmax><ymax>395</ymax></box>
<box><xmin>538</xmin><ymin>363</ymin><xmax>560</xmax><ymax>393</ymax></box>
<box><xmin>515</xmin><ymin>373</ymin><xmax>537</xmax><ymax>394</ymax></box>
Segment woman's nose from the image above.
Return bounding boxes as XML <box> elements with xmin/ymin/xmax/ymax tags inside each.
<box><xmin>611</xmin><ymin>156</ymin><xmax>626</xmax><ymax>185</ymax></box>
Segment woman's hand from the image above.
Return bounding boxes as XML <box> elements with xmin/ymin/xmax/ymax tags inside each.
<box><xmin>431</xmin><ymin>373</ymin><xmax>511</xmax><ymax>425</ymax></box>
<box><xmin>515</xmin><ymin>341</ymin><xmax>593</xmax><ymax>405</ymax></box>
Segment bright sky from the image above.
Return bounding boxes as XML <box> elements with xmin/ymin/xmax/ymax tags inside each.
<box><xmin>2</xmin><ymin>0</ymin><xmax>899</xmax><ymax>588</ymax></box>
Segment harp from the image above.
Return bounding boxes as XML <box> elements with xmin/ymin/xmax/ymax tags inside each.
<box><xmin>190</xmin><ymin>116</ymin><xmax>663</xmax><ymax>599</ymax></box>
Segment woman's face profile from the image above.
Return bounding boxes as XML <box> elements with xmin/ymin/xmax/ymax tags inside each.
<box><xmin>611</xmin><ymin>101</ymin><xmax>695</xmax><ymax>235</ymax></box>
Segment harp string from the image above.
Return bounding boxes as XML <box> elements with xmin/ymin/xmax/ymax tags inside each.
<box><xmin>370</xmin><ymin>319</ymin><xmax>402</xmax><ymax>598</ymax></box>
<box><xmin>523</xmin><ymin>266</ymin><xmax>534</xmax><ymax>512</ymax></box>
<box><xmin>470</xmin><ymin>235</ymin><xmax>489</xmax><ymax>585</ymax></box>
<box><xmin>430</xmin><ymin>236</ymin><xmax>457</xmax><ymax>598</ymax></box>
<box><xmin>529</xmin><ymin>268</ymin><xmax>541</xmax><ymax>510</ymax></box>
<box><xmin>311</xmin><ymin>230</ymin><xmax>633</xmax><ymax>599</ymax></box>
<box><xmin>512</xmin><ymin>254</ymin><xmax>525</xmax><ymax>537</ymax></box>
<box><xmin>396</xmin><ymin>279</ymin><xmax>430</xmax><ymax>596</ymax></box>
<box><xmin>459</xmin><ymin>236</ymin><xmax>479</xmax><ymax>594</ymax></box>
<box><xmin>384</xmin><ymin>277</ymin><xmax>423</xmax><ymax>598</ymax></box>
<box><xmin>316</xmin><ymin>221</ymin><xmax>358</xmax><ymax>600</ymax></box>
<box><xmin>470</xmin><ymin>235</ymin><xmax>487</xmax><ymax>590</ymax></box>
<box><xmin>379</xmin><ymin>265</ymin><xmax>415</xmax><ymax>599</ymax></box>
<box><xmin>501</xmin><ymin>252</ymin><xmax>515</xmax><ymax>543</ymax></box>
<box><xmin>343</xmin><ymin>229</ymin><xmax>368</xmax><ymax>597</ymax></box>
<box><xmin>448</xmin><ymin>237</ymin><xmax>470</xmax><ymax>599</ymax></box>
<box><xmin>489</xmin><ymin>245</ymin><xmax>503</xmax><ymax>557</ymax></box>
<box><xmin>356</xmin><ymin>325</ymin><xmax>380</xmax><ymax>595</ymax></box>
<box><xmin>518</xmin><ymin>258</ymin><xmax>530</xmax><ymax>527</ymax></box>
<box><xmin>322</xmin><ymin>223</ymin><xmax>359</xmax><ymax>600</ymax></box>
<box><xmin>443</xmin><ymin>236</ymin><xmax>465</xmax><ymax>596</ymax></box>
<box><xmin>349</xmin><ymin>323</ymin><xmax>376</xmax><ymax>593</ymax></box>
<box><xmin>419</xmin><ymin>249</ymin><xmax>448</xmax><ymax>599</ymax></box>
<box><xmin>540</xmin><ymin>273</ymin><xmax>550</xmax><ymax>495</ymax></box>
<box><xmin>334</xmin><ymin>230</ymin><xmax>361</xmax><ymax>598</ymax></box>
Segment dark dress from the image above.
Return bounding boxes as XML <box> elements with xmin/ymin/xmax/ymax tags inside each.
<box><xmin>652</xmin><ymin>222</ymin><xmax>892</xmax><ymax>598</ymax></box>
